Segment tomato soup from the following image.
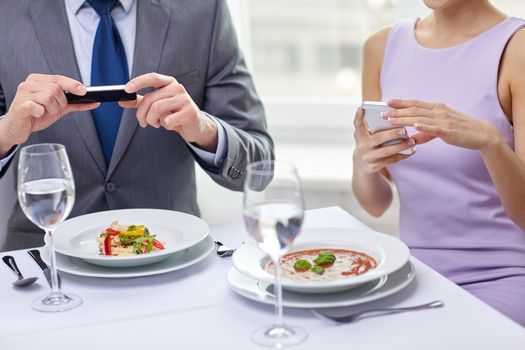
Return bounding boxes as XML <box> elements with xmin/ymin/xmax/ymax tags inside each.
<box><xmin>265</xmin><ymin>248</ymin><xmax>377</xmax><ymax>281</ymax></box>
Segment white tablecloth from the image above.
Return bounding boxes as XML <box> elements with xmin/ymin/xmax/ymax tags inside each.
<box><xmin>0</xmin><ymin>206</ymin><xmax>523</xmax><ymax>349</ymax></box>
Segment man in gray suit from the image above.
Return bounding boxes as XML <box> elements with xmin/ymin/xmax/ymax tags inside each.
<box><xmin>0</xmin><ymin>0</ymin><xmax>273</xmax><ymax>250</ymax></box>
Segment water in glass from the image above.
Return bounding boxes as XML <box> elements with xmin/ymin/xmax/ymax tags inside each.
<box><xmin>17</xmin><ymin>143</ymin><xmax>82</xmax><ymax>312</ymax></box>
<box><xmin>244</xmin><ymin>202</ymin><xmax>303</xmax><ymax>260</ymax></box>
<box><xmin>20</xmin><ymin>178</ymin><xmax>74</xmax><ymax>228</ymax></box>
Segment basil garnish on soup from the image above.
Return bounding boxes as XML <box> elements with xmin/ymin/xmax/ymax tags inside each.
<box><xmin>313</xmin><ymin>251</ymin><xmax>336</xmax><ymax>266</ymax></box>
<box><xmin>293</xmin><ymin>259</ymin><xmax>312</xmax><ymax>272</ymax></box>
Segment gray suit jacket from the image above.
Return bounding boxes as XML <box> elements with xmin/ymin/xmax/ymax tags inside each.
<box><xmin>0</xmin><ymin>0</ymin><xmax>273</xmax><ymax>250</ymax></box>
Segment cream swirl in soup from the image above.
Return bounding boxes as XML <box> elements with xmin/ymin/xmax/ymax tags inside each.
<box><xmin>265</xmin><ymin>248</ymin><xmax>377</xmax><ymax>281</ymax></box>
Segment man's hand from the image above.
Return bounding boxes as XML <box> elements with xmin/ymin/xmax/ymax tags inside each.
<box><xmin>120</xmin><ymin>73</ymin><xmax>218</xmax><ymax>152</ymax></box>
<box><xmin>0</xmin><ymin>74</ymin><xmax>99</xmax><ymax>156</ymax></box>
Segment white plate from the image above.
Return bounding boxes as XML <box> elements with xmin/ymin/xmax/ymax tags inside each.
<box><xmin>232</xmin><ymin>227</ymin><xmax>409</xmax><ymax>293</ymax></box>
<box><xmin>52</xmin><ymin>209</ymin><xmax>209</xmax><ymax>267</ymax></box>
<box><xmin>41</xmin><ymin>235</ymin><xmax>215</xmax><ymax>278</ymax></box>
<box><xmin>228</xmin><ymin>260</ymin><xmax>415</xmax><ymax>308</ymax></box>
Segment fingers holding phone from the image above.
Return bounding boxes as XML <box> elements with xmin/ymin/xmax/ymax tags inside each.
<box><xmin>364</xmin><ymin>131</ymin><xmax>415</xmax><ymax>160</ymax></box>
<box><xmin>24</xmin><ymin>74</ymin><xmax>99</xmax><ymax>116</ymax></box>
<box><xmin>121</xmin><ymin>73</ymin><xmax>219</xmax><ymax>152</ymax></box>
<box><xmin>0</xmin><ymin>74</ymin><xmax>99</xmax><ymax>153</ymax></box>
<box><xmin>352</xmin><ymin>103</ymin><xmax>415</xmax><ymax>175</ymax></box>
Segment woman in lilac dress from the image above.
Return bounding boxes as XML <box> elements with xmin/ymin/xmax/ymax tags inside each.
<box><xmin>352</xmin><ymin>0</ymin><xmax>525</xmax><ymax>326</ymax></box>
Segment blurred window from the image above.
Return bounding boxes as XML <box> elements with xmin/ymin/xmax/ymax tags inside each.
<box><xmin>253</xmin><ymin>44</ymin><xmax>299</xmax><ymax>73</ymax></box>
<box><xmin>230</xmin><ymin>0</ymin><xmax>525</xmax><ymax>98</ymax></box>
<box><xmin>247</xmin><ymin>0</ymin><xmax>397</xmax><ymax>97</ymax></box>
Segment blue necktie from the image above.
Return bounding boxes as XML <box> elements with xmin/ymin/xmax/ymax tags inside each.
<box><xmin>88</xmin><ymin>0</ymin><xmax>129</xmax><ymax>164</ymax></box>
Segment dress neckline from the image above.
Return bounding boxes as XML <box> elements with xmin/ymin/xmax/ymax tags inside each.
<box><xmin>411</xmin><ymin>16</ymin><xmax>514</xmax><ymax>52</ymax></box>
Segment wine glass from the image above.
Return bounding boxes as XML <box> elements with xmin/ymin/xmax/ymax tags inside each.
<box><xmin>243</xmin><ymin>160</ymin><xmax>308</xmax><ymax>348</ymax></box>
<box><xmin>17</xmin><ymin>143</ymin><xmax>82</xmax><ymax>312</ymax></box>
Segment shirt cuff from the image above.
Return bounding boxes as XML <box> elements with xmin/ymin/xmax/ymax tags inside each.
<box><xmin>0</xmin><ymin>145</ymin><xmax>19</xmax><ymax>172</ymax></box>
<box><xmin>186</xmin><ymin>116</ymin><xmax>227</xmax><ymax>168</ymax></box>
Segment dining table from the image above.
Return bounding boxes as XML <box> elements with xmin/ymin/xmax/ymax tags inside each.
<box><xmin>0</xmin><ymin>206</ymin><xmax>524</xmax><ymax>350</ymax></box>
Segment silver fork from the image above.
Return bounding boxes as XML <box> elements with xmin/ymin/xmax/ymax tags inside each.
<box><xmin>311</xmin><ymin>300</ymin><xmax>444</xmax><ymax>323</ymax></box>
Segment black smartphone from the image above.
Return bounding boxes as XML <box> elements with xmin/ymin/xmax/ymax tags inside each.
<box><xmin>65</xmin><ymin>85</ymin><xmax>136</xmax><ymax>104</ymax></box>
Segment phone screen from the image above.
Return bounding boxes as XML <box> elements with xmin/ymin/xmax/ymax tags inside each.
<box><xmin>65</xmin><ymin>85</ymin><xmax>137</xmax><ymax>104</ymax></box>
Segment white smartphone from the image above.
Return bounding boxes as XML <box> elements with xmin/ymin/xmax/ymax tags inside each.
<box><xmin>361</xmin><ymin>101</ymin><xmax>414</xmax><ymax>155</ymax></box>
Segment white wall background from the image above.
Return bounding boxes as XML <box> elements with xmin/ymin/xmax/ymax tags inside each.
<box><xmin>396</xmin><ymin>0</ymin><xmax>429</xmax><ymax>18</ymax></box>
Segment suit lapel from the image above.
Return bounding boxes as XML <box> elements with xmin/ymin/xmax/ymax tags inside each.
<box><xmin>30</xmin><ymin>0</ymin><xmax>107</xmax><ymax>176</ymax></box>
<box><xmin>107</xmin><ymin>0</ymin><xmax>170</xmax><ymax>179</ymax></box>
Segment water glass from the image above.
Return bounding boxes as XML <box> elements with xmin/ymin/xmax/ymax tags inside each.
<box><xmin>18</xmin><ymin>143</ymin><xmax>82</xmax><ymax>312</ymax></box>
<box><xmin>243</xmin><ymin>160</ymin><xmax>307</xmax><ymax>348</ymax></box>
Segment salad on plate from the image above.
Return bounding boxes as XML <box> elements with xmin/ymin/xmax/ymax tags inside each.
<box><xmin>96</xmin><ymin>221</ymin><xmax>165</xmax><ymax>256</ymax></box>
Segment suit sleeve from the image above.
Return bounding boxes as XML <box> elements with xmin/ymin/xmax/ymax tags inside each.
<box><xmin>0</xmin><ymin>82</ymin><xmax>16</xmax><ymax>179</ymax></box>
<box><xmin>193</xmin><ymin>0</ymin><xmax>274</xmax><ymax>191</ymax></box>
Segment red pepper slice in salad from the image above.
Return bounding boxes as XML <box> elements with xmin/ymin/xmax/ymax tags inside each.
<box><xmin>152</xmin><ymin>239</ymin><xmax>165</xmax><ymax>250</ymax></box>
<box><xmin>104</xmin><ymin>235</ymin><xmax>112</xmax><ymax>255</ymax></box>
<box><xmin>105</xmin><ymin>228</ymin><xmax>120</xmax><ymax>236</ymax></box>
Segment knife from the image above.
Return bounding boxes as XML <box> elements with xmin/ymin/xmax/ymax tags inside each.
<box><xmin>27</xmin><ymin>249</ymin><xmax>61</xmax><ymax>289</ymax></box>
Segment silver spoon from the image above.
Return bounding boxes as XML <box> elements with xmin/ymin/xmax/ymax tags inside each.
<box><xmin>2</xmin><ymin>255</ymin><xmax>38</xmax><ymax>287</ymax></box>
<box><xmin>214</xmin><ymin>241</ymin><xmax>236</xmax><ymax>257</ymax></box>
<box><xmin>311</xmin><ymin>300</ymin><xmax>444</xmax><ymax>323</ymax></box>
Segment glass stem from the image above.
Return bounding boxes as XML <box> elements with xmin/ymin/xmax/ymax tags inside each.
<box><xmin>47</xmin><ymin>229</ymin><xmax>61</xmax><ymax>296</ymax></box>
<box><xmin>273</xmin><ymin>256</ymin><xmax>284</xmax><ymax>329</ymax></box>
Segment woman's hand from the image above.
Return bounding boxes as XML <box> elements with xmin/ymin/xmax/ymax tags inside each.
<box><xmin>120</xmin><ymin>73</ymin><xmax>218</xmax><ymax>152</ymax></box>
<box><xmin>384</xmin><ymin>99</ymin><xmax>502</xmax><ymax>152</ymax></box>
<box><xmin>0</xmin><ymin>74</ymin><xmax>98</xmax><ymax>155</ymax></box>
<box><xmin>353</xmin><ymin>106</ymin><xmax>415</xmax><ymax>175</ymax></box>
